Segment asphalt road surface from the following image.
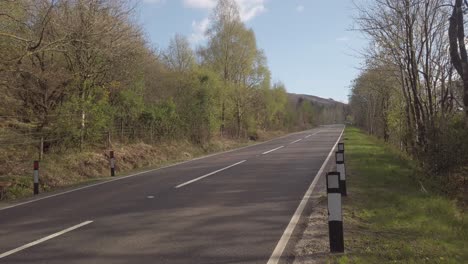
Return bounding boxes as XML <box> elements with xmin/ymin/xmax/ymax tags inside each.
<box><xmin>0</xmin><ymin>125</ymin><xmax>344</xmax><ymax>264</ymax></box>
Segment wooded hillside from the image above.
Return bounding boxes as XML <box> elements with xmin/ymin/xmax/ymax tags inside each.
<box><xmin>0</xmin><ymin>0</ymin><xmax>349</xmax><ymax>198</ymax></box>
<box><xmin>0</xmin><ymin>0</ymin><xmax>345</xmax><ymax>154</ymax></box>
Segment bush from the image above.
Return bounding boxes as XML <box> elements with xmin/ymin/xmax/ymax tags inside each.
<box><xmin>422</xmin><ymin>116</ymin><xmax>468</xmax><ymax>194</ymax></box>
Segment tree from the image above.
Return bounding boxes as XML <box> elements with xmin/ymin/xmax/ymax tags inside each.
<box><xmin>0</xmin><ymin>0</ymin><xmax>318</xmax><ymax>161</ymax></box>
<box><xmin>353</xmin><ymin>0</ymin><xmax>468</xmax><ymax>186</ymax></box>
<box><xmin>0</xmin><ymin>0</ymin><xmax>70</xmax><ymax>130</ymax></box>
<box><xmin>355</xmin><ymin>0</ymin><xmax>454</xmax><ymax>153</ymax></box>
<box><xmin>199</xmin><ymin>0</ymin><xmax>270</xmax><ymax>137</ymax></box>
<box><xmin>0</xmin><ymin>0</ymin><xmax>150</xmax><ymax>148</ymax></box>
<box><xmin>162</xmin><ymin>34</ymin><xmax>195</xmax><ymax>73</ymax></box>
<box><xmin>449</xmin><ymin>0</ymin><xmax>468</xmax><ymax>126</ymax></box>
<box><xmin>349</xmin><ymin>63</ymin><xmax>399</xmax><ymax>142</ymax></box>
<box><xmin>256</xmin><ymin>81</ymin><xmax>288</xmax><ymax>130</ymax></box>
<box><xmin>57</xmin><ymin>0</ymin><xmax>146</xmax><ymax>147</ymax></box>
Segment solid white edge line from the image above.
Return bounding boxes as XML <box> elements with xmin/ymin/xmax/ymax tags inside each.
<box><xmin>262</xmin><ymin>146</ymin><xmax>284</xmax><ymax>155</ymax></box>
<box><xmin>266</xmin><ymin>126</ymin><xmax>345</xmax><ymax>264</ymax></box>
<box><xmin>0</xmin><ymin>128</ymin><xmax>320</xmax><ymax>212</ymax></box>
<box><xmin>0</xmin><ymin>220</ymin><xmax>93</xmax><ymax>259</ymax></box>
<box><xmin>175</xmin><ymin>160</ymin><xmax>247</xmax><ymax>189</ymax></box>
<box><xmin>290</xmin><ymin>139</ymin><xmax>302</xmax><ymax>144</ymax></box>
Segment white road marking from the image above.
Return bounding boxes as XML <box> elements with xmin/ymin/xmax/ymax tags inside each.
<box><xmin>147</xmin><ymin>196</ymin><xmax>155</xmax><ymax>199</ymax></box>
<box><xmin>267</xmin><ymin>127</ymin><xmax>344</xmax><ymax>264</ymax></box>
<box><xmin>305</xmin><ymin>130</ymin><xmax>322</xmax><ymax>139</ymax></box>
<box><xmin>175</xmin><ymin>160</ymin><xmax>247</xmax><ymax>189</ymax></box>
<box><xmin>290</xmin><ymin>139</ymin><xmax>302</xmax><ymax>144</ymax></box>
<box><xmin>262</xmin><ymin>146</ymin><xmax>284</xmax><ymax>155</ymax></box>
<box><xmin>0</xmin><ymin>221</ymin><xmax>93</xmax><ymax>259</ymax></box>
<box><xmin>0</xmin><ymin>129</ymin><xmax>317</xmax><ymax>212</ymax></box>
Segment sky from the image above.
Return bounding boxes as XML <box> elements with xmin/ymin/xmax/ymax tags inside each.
<box><xmin>137</xmin><ymin>0</ymin><xmax>368</xmax><ymax>103</ymax></box>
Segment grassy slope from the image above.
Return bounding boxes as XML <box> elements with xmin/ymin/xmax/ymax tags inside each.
<box><xmin>1</xmin><ymin>131</ymin><xmax>286</xmax><ymax>201</ymax></box>
<box><xmin>332</xmin><ymin>127</ymin><xmax>467</xmax><ymax>264</ymax></box>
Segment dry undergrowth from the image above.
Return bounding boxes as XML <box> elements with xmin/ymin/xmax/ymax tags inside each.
<box><xmin>0</xmin><ymin>131</ymin><xmax>285</xmax><ymax>200</ymax></box>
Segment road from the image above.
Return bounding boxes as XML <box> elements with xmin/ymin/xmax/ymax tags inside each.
<box><xmin>0</xmin><ymin>125</ymin><xmax>344</xmax><ymax>264</ymax></box>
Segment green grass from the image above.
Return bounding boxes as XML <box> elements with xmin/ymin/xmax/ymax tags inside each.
<box><xmin>330</xmin><ymin>127</ymin><xmax>467</xmax><ymax>264</ymax></box>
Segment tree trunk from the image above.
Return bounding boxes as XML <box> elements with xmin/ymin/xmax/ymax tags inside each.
<box><xmin>236</xmin><ymin>99</ymin><xmax>241</xmax><ymax>138</ymax></box>
<box><xmin>39</xmin><ymin>137</ymin><xmax>44</xmax><ymax>160</ymax></box>
<box><xmin>463</xmin><ymin>65</ymin><xmax>468</xmax><ymax>127</ymax></box>
<box><xmin>221</xmin><ymin>101</ymin><xmax>225</xmax><ymax>136</ymax></box>
<box><xmin>80</xmin><ymin>110</ymin><xmax>85</xmax><ymax>151</ymax></box>
<box><xmin>120</xmin><ymin>119</ymin><xmax>124</xmax><ymax>142</ymax></box>
<box><xmin>449</xmin><ymin>0</ymin><xmax>468</xmax><ymax>127</ymax></box>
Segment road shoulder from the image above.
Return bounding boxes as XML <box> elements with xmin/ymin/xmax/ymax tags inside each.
<box><xmin>291</xmin><ymin>157</ymin><xmax>333</xmax><ymax>264</ymax></box>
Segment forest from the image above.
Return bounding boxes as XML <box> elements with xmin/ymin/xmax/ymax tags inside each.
<box><xmin>0</xmin><ymin>0</ymin><xmax>347</xmax><ymax>151</ymax></box>
<box><xmin>349</xmin><ymin>0</ymin><xmax>468</xmax><ymax>197</ymax></box>
<box><xmin>0</xmin><ymin>0</ymin><xmax>345</xmax><ymax>197</ymax></box>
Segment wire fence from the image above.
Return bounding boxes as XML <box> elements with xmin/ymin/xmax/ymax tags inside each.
<box><xmin>1</xmin><ymin>113</ymin><xmax>210</xmax><ymax>182</ymax></box>
<box><xmin>0</xmin><ymin>120</ymin><xmax>170</xmax><ymax>152</ymax></box>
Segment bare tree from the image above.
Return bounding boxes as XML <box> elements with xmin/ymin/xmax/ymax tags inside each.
<box><xmin>355</xmin><ymin>0</ymin><xmax>453</xmax><ymax>153</ymax></box>
<box><xmin>448</xmin><ymin>0</ymin><xmax>468</xmax><ymax>126</ymax></box>
<box><xmin>162</xmin><ymin>34</ymin><xmax>195</xmax><ymax>73</ymax></box>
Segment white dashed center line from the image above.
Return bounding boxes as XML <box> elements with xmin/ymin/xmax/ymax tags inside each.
<box><xmin>0</xmin><ymin>221</ymin><xmax>93</xmax><ymax>259</ymax></box>
<box><xmin>175</xmin><ymin>160</ymin><xmax>247</xmax><ymax>189</ymax></box>
<box><xmin>290</xmin><ymin>139</ymin><xmax>302</xmax><ymax>144</ymax></box>
<box><xmin>262</xmin><ymin>146</ymin><xmax>284</xmax><ymax>155</ymax></box>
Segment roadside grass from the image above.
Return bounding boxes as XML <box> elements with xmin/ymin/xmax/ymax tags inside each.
<box><xmin>0</xmin><ymin>131</ymin><xmax>286</xmax><ymax>201</ymax></box>
<box><xmin>330</xmin><ymin>127</ymin><xmax>467</xmax><ymax>263</ymax></box>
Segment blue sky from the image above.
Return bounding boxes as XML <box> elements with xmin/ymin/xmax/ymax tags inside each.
<box><xmin>137</xmin><ymin>0</ymin><xmax>367</xmax><ymax>103</ymax></box>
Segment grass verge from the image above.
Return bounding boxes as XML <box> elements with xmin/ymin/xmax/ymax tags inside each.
<box><xmin>331</xmin><ymin>127</ymin><xmax>467</xmax><ymax>263</ymax></box>
<box><xmin>0</xmin><ymin>130</ymin><xmax>286</xmax><ymax>201</ymax></box>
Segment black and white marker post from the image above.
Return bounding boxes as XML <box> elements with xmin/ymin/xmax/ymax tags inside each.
<box><xmin>110</xmin><ymin>150</ymin><xmax>115</xmax><ymax>177</ymax></box>
<box><xmin>335</xmin><ymin>149</ymin><xmax>347</xmax><ymax>196</ymax></box>
<box><xmin>33</xmin><ymin>160</ymin><xmax>39</xmax><ymax>195</ymax></box>
<box><xmin>338</xmin><ymin>142</ymin><xmax>345</xmax><ymax>152</ymax></box>
<box><xmin>326</xmin><ymin>172</ymin><xmax>344</xmax><ymax>253</ymax></box>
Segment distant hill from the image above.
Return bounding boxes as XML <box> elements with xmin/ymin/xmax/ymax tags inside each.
<box><xmin>287</xmin><ymin>93</ymin><xmax>348</xmax><ymax>125</ymax></box>
<box><xmin>287</xmin><ymin>93</ymin><xmax>346</xmax><ymax>107</ymax></box>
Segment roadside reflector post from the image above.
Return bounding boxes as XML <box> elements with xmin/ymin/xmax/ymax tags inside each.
<box><xmin>338</xmin><ymin>142</ymin><xmax>345</xmax><ymax>152</ymax></box>
<box><xmin>326</xmin><ymin>172</ymin><xmax>344</xmax><ymax>253</ymax></box>
<box><xmin>335</xmin><ymin>151</ymin><xmax>347</xmax><ymax>196</ymax></box>
<box><xmin>110</xmin><ymin>150</ymin><xmax>115</xmax><ymax>177</ymax></box>
<box><xmin>33</xmin><ymin>160</ymin><xmax>39</xmax><ymax>195</ymax></box>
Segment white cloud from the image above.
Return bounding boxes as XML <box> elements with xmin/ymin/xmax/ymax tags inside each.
<box><xmin>184</xmin><ymin>0</ymin><xmax>216</xmax><ymax>9</ymax></box>
<box><xmin>189</xmin><ymin>17</ymin><xmax>211</xmax><ymax>44</ymax></box>
<box><xmin>296</xmin><ymin>5</ymin><xmax>304</xmax><ymax>12</ymax></box>
<box><xmin>185</xmin><ymin>1</ymin><xmax>267</xmax><ymax>45</ymax></box>
<box><xmin>183</xmin><ymin>0</ymin><xmax>267</xmax><ymax>22</ymax></box>
<box><xmin>143</xmin><ymin>0</ymin><xmax>166</xmax><ymax>4</ymax></box>
<box><xmin>236</xmin><ymin>0</ymin><xmax>267</xmax><ymax>21</ymax></box>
